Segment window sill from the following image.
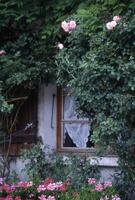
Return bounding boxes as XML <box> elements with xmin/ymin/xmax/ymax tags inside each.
<box><xmin>90</xmin><ymin>156</ymin><xmax>118</xmax><ymax>167</ymax></box>
<box><xmin>57</xmin><ymin>149</ymin><xmax>118</xmax><ymax>167</ymax></box>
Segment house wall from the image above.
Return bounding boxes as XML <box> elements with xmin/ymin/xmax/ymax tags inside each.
<box><xmin>37</xmin><ymin>84</ymin><xmax>118</xmax><ymax>181</ymax></box>
<box><xmin>10</xmin><ymin>84</ymin><xmax>118</xmax><ymax>181</ymax></box>
<box><xmin>38</xmin><ymin>84</ymin><xmax>57</xmax><ymax>149</ymax></box>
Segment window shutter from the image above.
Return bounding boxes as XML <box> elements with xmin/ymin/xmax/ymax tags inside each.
<box><xmin>0</xmin><ymin>88</ymin><xmax>38</xmax><ymax>156</ymax></box>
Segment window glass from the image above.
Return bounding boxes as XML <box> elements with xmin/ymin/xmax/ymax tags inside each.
<box><xmin>62</xmin><ymin>88</ymin><xmax>93</xmax><ymax>148</ymax></box>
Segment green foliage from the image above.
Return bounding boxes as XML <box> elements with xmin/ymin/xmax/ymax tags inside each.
<box><xmin>0</xmin><ymin>0</ymin><xmax>134</xmax><ymax>197</ymax></box>
<box><xmin>55</xmin><ymin>1</ymin><xmax>135</xmax><ymax>198</ymax></box>
<box><xmin>21</xmin><ymin>144</ymin><xmax>100</xmax><ymax>189</ymax></box>
<box><xmin>55</xmin><ymin>185</ymin><xmax>118</xmax><ymax>200</ymax></box>
<box><xmin>0</xmin><ymin>0</ymin><xmax>85</xmax><ymax>116</ymax></box>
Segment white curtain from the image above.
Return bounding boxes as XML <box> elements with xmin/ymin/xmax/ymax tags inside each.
<box><xmin>63</xmin><ymin>95</ymin><xmax>90</xmax><ymax>147</ymax></box>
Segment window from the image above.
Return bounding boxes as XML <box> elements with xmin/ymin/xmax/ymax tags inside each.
<box><xmin>57</xmin><ymin>87</ymin><xmax>94</xmax><ymax>152</ymax></box>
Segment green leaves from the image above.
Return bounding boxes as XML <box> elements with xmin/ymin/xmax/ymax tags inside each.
<box><xmin>55</xmin><ymin>3</ymin><xmax>135</xmax><ymax>196</ymax></box>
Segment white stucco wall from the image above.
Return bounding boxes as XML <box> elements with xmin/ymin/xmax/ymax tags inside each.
<box><xmin>10</xmin><ymin>84</ymin><xmax>118</xmax><ymax>181</ymax></box>
<box><xmin>38</xmin><ymin>84</ymin><xmax>57</xmax><ymax>149</ymax></box>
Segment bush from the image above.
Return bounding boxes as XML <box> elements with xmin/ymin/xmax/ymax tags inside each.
<box><xmin>21</xmin><ymin>144</ymin><xmax>100</xmax><ymax>189</ymax></box>
<box><xmin>55</xmin><ymin>5</ymin><xmax>135</xmax><ymax>199</ymax></box>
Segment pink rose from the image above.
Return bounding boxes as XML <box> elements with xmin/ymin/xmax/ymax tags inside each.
<box><xmin>113</xmin><ymin>16</ymin><xmax>121</xmax><ymax>23</ymax></box>
<box><xmin>61</xmin><ymin>21</ymin><xmax>69</xmax><ymax>32</ymax></box>
<box><xmin>61</xmin><ymin>20</ymin><xmax>76</xmax><ymax>33</ymax></box>
<box><xmin>69</xmin><ymin>20</ymin><xmax>76</xmax><ymax>31</ymax></box>
<box><xmin>106</xmin><ymin>21</ymin><xmax>117</xmax><ymax>30</ymax></box>
<box><xmin>57</xmin><ymin>43</ymin><xmax>64</xmax><ymax>49</ymax></box>
<box><xmin>0</xmin><ymin>50</ymin><xmax>6</xmax><ymax>56</ymax></box>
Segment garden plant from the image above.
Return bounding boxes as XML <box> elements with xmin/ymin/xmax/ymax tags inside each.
<box><xmin>0</xmin><ymin>0</ymin><xmax>134</xmax><ymax>199</ymax></box>
<box><xmin>0</xmin><ymin>177</ymin><xmax>121</xmax><ymax>200</ymax></box>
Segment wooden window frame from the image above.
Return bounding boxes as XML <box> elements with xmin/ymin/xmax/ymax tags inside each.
<box><xmin>56</xmin><ymin>87</ymin><xmax>96</xmax><ymax>154</ymax></box>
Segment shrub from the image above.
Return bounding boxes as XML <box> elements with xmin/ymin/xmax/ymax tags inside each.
<box><xmin>21</xmin><ymin>144</ymin><xmax>100</xmax><ymax>189</ymax></box>
<box><xmin>55</xmin><ymin>5</ymin><xmax>135</xmax><ymax>199</ymax></box>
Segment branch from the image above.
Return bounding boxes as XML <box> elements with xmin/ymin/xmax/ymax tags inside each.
<box><xmin>6</xmin><ymin>97</ymin><xmax>28</xmax><ymax>103</ymax></box>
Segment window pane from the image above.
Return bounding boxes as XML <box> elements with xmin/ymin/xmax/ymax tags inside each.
<box><xmin>63</xmin><ymin>122</ymin><xmax>92</xmax><ymax>148</ymax></box>
<box><xmin>62</xmin><ymin>87</ymin><xmax>94</xmax><ymax>148</ymax></box>
<box><xmin>63</xmin><ymin>94</ymin><xmax>77</xmax><ymax>120</ymax></box>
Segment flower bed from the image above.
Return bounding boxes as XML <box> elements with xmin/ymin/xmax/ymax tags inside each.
<box><xmin>0</xmin><ymin>177</ymin><xmax>121</xmax><ymax>200</ymax></box>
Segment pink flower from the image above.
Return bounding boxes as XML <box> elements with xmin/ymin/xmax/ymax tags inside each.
<box><xmin>104</xmin><ymin>181</ymin><xmax>112</xmax><ymax>188</ymax></box>
<box><xmin>37</xmin><ymin>184</ymin><xmax>46</xmax><ymax>192</ymax></box>
<box><xmin>2</xmin><ymin>184</ymin><xmax>13</xmax><ymax>193</ymax></box>
<box><xmin>88</xmin><ymin>178</ymin><xmax>96</xmax><ymax>185</ymax></box>
<box><xmin>57</xmin><ymin>43</ymin><xmax>64</xmax><ymax>49</ymax></box>
<box><xmin>113</xmin><ymin>16</ymin><xmax>121</xmax><ymax>23</ymax></box>
<box><xmin>46</xmin><ymin>183</ymin><xmax>56</xmax><ymax>191</ymax></box>
<box><xmin>47</xmin><ymin>196</ymin><xmax>55</xmax><ymax>200</ymax></box>
<box><xmin>61</xmin><ymin>20</ymin><xmax>76</xmax><ymax>33</ymax></box>
<box><xmin>43</xmin><ymin>178</ymin><xmax>53</xmax><ymax>186</ymax></box>
<box><xmin>69</xmin><ymin>20</ymin><xmax>76</xmax><ymax>31</ymax></box>
<box><xmin>16</xmin><ymin>181</ymin><xmax>28</xmax><ymax>188</ymax></box>
<box><xmin>106</xmin><ymin>21</ymin><xmax>117</xmax><ymax>30</ymax></box>
<box><xmin>39</xmin><ymin>194</ymin><xmax>47</xmax><ymax>200</ymax></box>
<box><xmin>27</xmin><ymin>181</ymin><xmax>33</xmax><ymax>187</ymax></box>
<box><xmin>0</xmin><ymin>50</ymin><xmax>6</xmax><ymax>56</ymax></box>
<box><xmin>95</xmin><ymin>183</ymin><xmax>103</xmax><ymax>191</ymax></box>
<box><xmin>61</xmin><ymin>21</ymin><xmax>69</xmax><ymax>32</ymax></box>
<box><xmin>55</xmin><ymin>181</ymin><xmax>67</xmax><ymax>191</ymax></box>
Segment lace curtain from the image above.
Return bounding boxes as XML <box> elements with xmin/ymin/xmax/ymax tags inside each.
<box><xmin>63</xmin><ymin>95</ymin><xmax>90</xmax><ymax>148</ymax></box>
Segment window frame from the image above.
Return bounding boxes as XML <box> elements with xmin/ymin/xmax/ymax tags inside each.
<box><xmin>56</xmin><ymin>87</ymin><xmax>96</xmax><ymax>153</ymax></box>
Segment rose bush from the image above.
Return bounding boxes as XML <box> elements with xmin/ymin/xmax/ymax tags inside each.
<box><xmin>55</xmin><ymin>3</ymin><xmax>135</xmax><ymax>199</ymax></box>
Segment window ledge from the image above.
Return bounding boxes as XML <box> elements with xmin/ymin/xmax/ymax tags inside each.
<box><xmin>57</xmin><ymin>149</ymin><xmax>118</xmax><ymax>167</ymax></box>
<box><xmin>90</xmin><ymin>156</ymin><xmax>118</xmax><ymax>167</ymax></box>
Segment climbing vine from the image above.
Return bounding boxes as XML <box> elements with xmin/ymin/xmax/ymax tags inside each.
<box><xmin>55</xmin><ymin>1</ymin><xmax>135</xmax><ymax>198</ymax></box>
<box><xmin>0</xmin><ymin>0</ymin><xmax>135</xmax><ymax>197</ymax></box>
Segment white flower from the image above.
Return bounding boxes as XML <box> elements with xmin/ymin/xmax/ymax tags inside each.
<box><xmin>106</xmin><ymin>21</ymin><xmax>117</xmax><ymax>30</ymax></box>
<box><xmin>61</xmin><ymin>21</ymin><xmax>69</xmax><ymax>32</ymax></box>
<box><xmin>113</xmin><ymin>16</ymin><xmax>121</xmax><ymax>23</ymax></box>
<box><xmin>57</xmin><ymin>43</ymin><xmax>64</xmax><ymax>49</ymax></box>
